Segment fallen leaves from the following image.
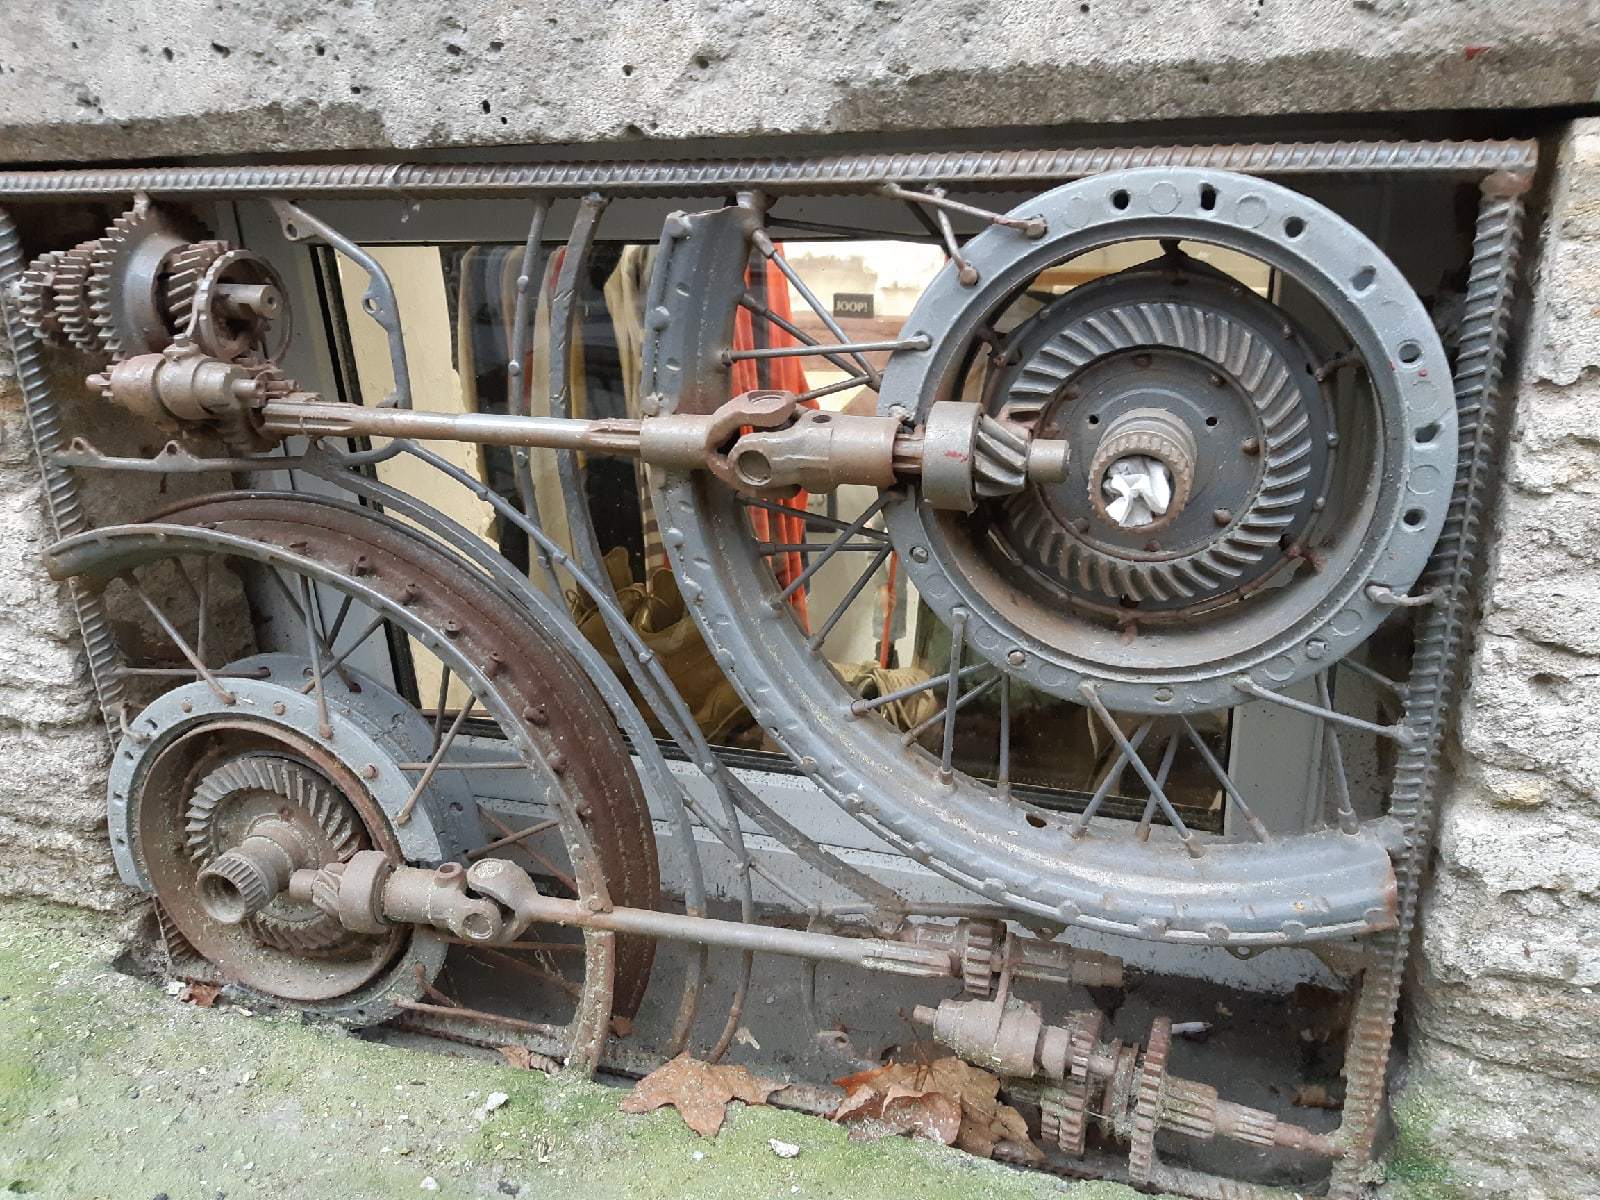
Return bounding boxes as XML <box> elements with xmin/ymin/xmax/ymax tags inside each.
<box><xmin>620</xmin><ymin>1054</ymin><xmax>783</xmax><ymax>1136</ymax></box>
<box><xmin>497</xmin><ymin>1045</ymin><xmax>560</xmax><ymax>1074</ymax></box>
<box><xmin>179</xmin><ymin>981</ymin><xmax>222</xmax><ymax>1008</ymax></box>
<box><xmin>832</xmin><ymin>1056</ymin><xmax>1042</xmax><ymax>1164</ymax></box>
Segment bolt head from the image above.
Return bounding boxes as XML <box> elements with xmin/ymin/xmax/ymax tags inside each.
<box><xmin>1006</xmin><ymin>649</ymin><xmax>1026</xmax><ymax>667</ymax></box>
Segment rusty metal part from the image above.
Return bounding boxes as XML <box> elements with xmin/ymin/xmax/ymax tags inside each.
<box><xmin>87</xmin><ymin>342</ymin><xmax>270</xmax><ymax>439</ymax></box>
<box><xmin>262</xmin><ymin>390</ymin><xmax>1066</xmax><ymax>507</ymax></box>
<box><xmin>87</xmin><ymin>203</ymin><xmax>197</xmax><ymax>358</ymax></box>
<box><xmin>185</xmin><ymin>246</ymin><xmax>286</xmax><ymax>359</ymax></box>
<box><xmin>298</xmin><ymin>852</ymin><xmax>504</xmax><ymax>942</ymax></box>
<box><xmin>50</xmin><ymin>239</ymin><xmax>105</xmax><ymax>353</ymax></box>
<box><xmin>13</xmin><ymin>249</ymin><xmax>66</xmax><ymax>343</ymax></box>
<box><xmin>905</xmin><ymin>919</ymin><xmax>1124</xmax><ymax>998</ymax></box>
<box><xmin>0</xmin><ymin>140</ymin><xmax>1536</xmax><ymax>202</ymax></box>
<box><xmin>49</xmin><ymin>493</ymin><xmax>662</xmax><ymax>1061</ymax></box>
<box><xmin>916</xmin><ymin>997</ymin><xmax>1339</xmax><ymax>1171</ymax></box>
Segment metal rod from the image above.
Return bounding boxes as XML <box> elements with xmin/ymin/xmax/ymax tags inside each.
<box><xmin>1071</xmin><ymin>720</ymin><xmax>1154</xmax><ymax>837</ymax></box>
<box><xmin>739</xmin><ymin>294</ymin><xmax>868</xmax><ymax>382</ymax></box>
<box><xmin>1080</xmin><ymin>683</ymin><xmax>1202</xmax><ymax>857</ymax></box>
<box><xmin>1317</xmin><ymin>673</ymin><xmax>1360</xmax><ymax>835</ymax></box>
<box><xmin>743</xmin><ymin>496</ymin><xmax>889</xmax><ymax>539</ymax></box>
<box><xmin>263</xmin><ymin>398</ymin><xmax>643</xmax><ymax>453</ymax></box>
<box><xmin>938</xmin><ymin>609</ymin><xmax>968</xmax><ymax>780</ymax></box>
<box><xmin>0</xmin><ymin>140</ymin><xmax>1533</xmax><ymax>201</ymax></box>
<box><xmin>398</xmin><ymin>696</ymin><xmax>476</xmax><ymax>825</ymax></box>
<box><xmin>852</xmin><ymin>661</ymin><xmax>987</xmax><ymax>715</ymax></box>
<box><xmin>466</xmin><ymin>817</ymin><xmax>562</xmax><ymax>859</ymax></box>
<box><xmin>807</xmin><ymin>544</ymin><xmax>892</xmax><ymax>650</ymax></box>
<box><xmin>776</xmin><ymin>494</ymin><xmax>889</xmax><ymax>601</ymax></box>
<box><xmin>725</xmin><ymin>335</ymin><xmax>930</xmax><ymax>361</ymax></box>
<box><xmin>1234</xmin><ymin>675</ymin><xmax>1413</xmax><ymax>744</ymax></box>
<box><xmin>1135</xmin><ymin>735</ymin><xmax>1183</xmax><ymax>842</ymax></box>
<box><xmin>1179</xmin><ymin>716</ymin><xmax>1271</xmax><ymax>844</ymax></box>
<box><xmin>751</xmin><ymin>226</ymin><xmax>882</xmax><ymax>388</ymax></box>
<box><xmin>903</xmin><ymin>673</ymin><xmax>1000</xmax><ymax>747</ymax></box>
<box><xmin>123</xmin><ymin>576</ymin><xmax>236</xmax><ymax>706</ymax></box>
<box><xmin>882</xmin><ymin>181</ymin><xmax>1045</xmax><ymax>240</ymax></box>
<box><xmin>996</xmin><ymin>673</ymin><xmax>1012</xmax><ymax>802</ymax></box>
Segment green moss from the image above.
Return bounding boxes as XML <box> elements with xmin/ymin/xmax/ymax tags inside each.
<box><xmin>0</xmin><ymin>898</ymin><xmax>1152</xmax><ymax>1200</ymax></box>
<box><xmin>1383</xmin><ymin>1087</ymin><xmax>1468</xmax><ymax>1200</ymax></box>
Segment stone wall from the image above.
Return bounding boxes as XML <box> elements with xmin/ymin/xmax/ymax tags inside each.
<box><xmin>2</xmin><ymin>1</ymin><xmax>1599</xmax><ymax>163</ymax></box>
<box><xmin>0</xmin><ymin>347</ymin><xmax>124</xmax><ymax>910</ymax></box>
<box><xmin>1406</xmin><ymin>119</ymin><xmax>1600</xmax><ymax>1199</ymax></box>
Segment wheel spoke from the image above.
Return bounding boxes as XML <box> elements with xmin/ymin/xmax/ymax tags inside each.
<box><xmin>1178</xmin><ymin>716</ymin><xmax>1271</xmax><ymax>844</ymax></box>
<box><xmin>1071</xmin><ymin>719</ymin><xmax>1154</xmax><ymax>838</ymax></box>
<box><xmin>479</xmin><ymin>807</ymin><xmax>578</xmax><ymax>895</ymax></box>
<box><xmin>1234</xmin><ymin>675</ymin><xmax>1413</xmax><ymax>744</ymax></box>
<box><xmin>396</xmin><ymin>694</ymin><xmax>475</xmax><ymax>825</ymax></box>
<box><xmin>851</xmin><ymin>662</ymin><xmax>986</xmax><ymax>716</ymax></box>
<box><xmin>299</xmin><ymin>611</ymin><xmax>386</xmax><ymax>695</ymax></box>
<box><xmin>750</xmin><ymin>229</ymin><xmax>884</xmax><ymax>389</ymax></box>
<box><xmin>466</xmin><ymin>815</ymin><xmax>562</xmax><ymax>860</ymax></box>
<box><xmin>123</xmin><ymin>572</ymin><xmax>236</xmax><ymax>706</ymax></box>
<box><xmin>768</xmin><ymin>494</ymin><xmax>889</xmax><ymax>601</ymax></box>
<box><xmin>742</xmin><ymin>496</ymin><xmax>889</xmax><ymax>540</ymax></box>
<box><xmin>1316</xmin><ymin>673</ymin><xmax>1360</xmax><ymax>834</ymax></box>
<box><xmin>807</xmin><ymin>543</ymin><xmax>892</xmax><ymax>651</ymax></box>
<box><xmin>1135</xmin><ymin>735</ymin><xmax>1182</xmax><ymax>843</ymax></box>
<box><xmin>996</xmin><ymin>672</ymin><xmax>1013</xmax><ymax>802</ymax></box>
<box><xmin>1080</xmin><ymin>684</ymin><xmax>1202</xmax><ymax>857</ymax></box>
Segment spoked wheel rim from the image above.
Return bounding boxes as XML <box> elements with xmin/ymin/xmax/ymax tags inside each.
<box><xmin>51</xmin><ymin>492</ymin><xmax>659</xmax><ymax>1068</ymax></box>
<box><xmin>648</xmin><ymin>168</ymin><xmax>1454</xmax><ymax>946</ymax></box>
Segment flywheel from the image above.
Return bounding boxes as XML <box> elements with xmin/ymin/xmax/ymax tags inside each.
<box><xmin>647</xmin><ymin>167</ymin><xmax>1457</xmax><ymax>945</ymax></box>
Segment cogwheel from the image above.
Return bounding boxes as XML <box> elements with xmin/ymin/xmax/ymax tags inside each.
<box><xmin>52</xmin><ymin>240</ymin><xmax>104</xmax><ymax>353</ymax></box>
<box><xmin>1127</xmin><ymin>1016</ymin><xmax>1172</xmax><ymax>1187</ymax></box>
<box><xmin>14</xmin><ymin>250</ymin><xmax>65</xmax><ymax>342</ymax></box>
<box><xmin>184</xmin><ymin>754</ymin><xmax>366</xmax><ymax>956</ymax></box>
<box><xmin>1039</xmin><ymin>1081</ymin><xmax>1092</xmax><ymax>1157</ymax></box>
<box><xmin>960</xmin><ymin>920</ymin><xmax>1002</xmax><ymax>997</ymax></box>
<box><xmin>159</xmin><ymin>239</ymin><xmax>230</xmax><ymax>340</ymax></box>
<box><xmin>87</xmin><ymin>205</ymin><xmax>196</xmax><ymax>359</ymax></box>
<box><xmin>210</xmin><ymin>356</ymin><xmax>296</xmax><ymax>454</ymax></box>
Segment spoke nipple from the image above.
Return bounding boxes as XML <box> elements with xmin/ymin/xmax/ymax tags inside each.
<box><xmin>400</xmin><ymin>583</ymin><xmax>421</xmax><ymax>606</ymax></box>
<box><xmin>1213</xmin><ymin>508</ymin><xmax>1232</xmax><ymax>526</ymax></box>
<box><xmin>909</xmin><ymin>546</ymin><xmax>929</xmax><ymax>564</ymax></box>
<box><xmin>1006</xmin><ymin>649</ymin><xmax>1026</xmax><ymax>667</ymax></box>
<box><xmin>548</xmin><ymin>752</ymin><xmax>566</xmax><ymax>774</ymax></box>
<box><xmin>957</xmin><ymin>265</ymin><xmax>979</xmax><ymax>287</ymax></box>
<box><xmin>1240</xmin><ymin>437</ymin><xmax>1261</xmax><ymax>456</ymax></box>
<box><xmin>523</xmin><ymin>704</ymin><xmax>548</xmax><ymax>726</ymax></box>
<box><xmin>179</xmin><ymin>700</ymin><xmax>193</xmax><ymax>714</ymax></box>
<box><xmin>442</xmin><ymin>620</ymin><xmax>462</xmax><ymax>638</ymax></box>
<box><xmin>271</xmin><ymin>702</ymin><xmax>287</xmax><ymax>716</ymax></box>
<box><xmin>288</xmin><ymin>539</ymin><xmax>309</xmax><ymax>553</ymax></box>
<box><xmin>362</xmin><ymin>764</ymin><xmax>379</xmax><ymax>780</ymax></box>
<box><xmin>1022</xmin><ymin>217</ymin><xmax>1048</xmax><ymax>240</ymax></box>
<box><xmin>351</xmin><ymin>555</ymin><xmax>372</xmax><ymax>577</ymax></box>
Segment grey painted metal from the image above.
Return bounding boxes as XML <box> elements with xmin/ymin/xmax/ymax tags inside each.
<box><xmin>881</xmin><ymin>168</ymin><xmax>1456</xmax><ymax>713</ymax></box>
<box><xmin>648</xmin><ymin>198</ymin><xmax>1398</xmax><ymax>946</ymax></box>
<box><xmin>1328</xmin><ymin>178</ymin><xmax>1527</xmax><ymax>1200</ymax></box>
<box><xmin>0</xmin><ymin>140</ymin><xmax>1536</xmax><ymax>200</ymax></box>
<box><xmin>0</xmin><ymin>207</ymin><xmax>128</xmax><ymax>741</ymax></box>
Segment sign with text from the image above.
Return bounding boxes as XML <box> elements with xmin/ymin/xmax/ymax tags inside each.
<box><xmin>832</xmin><ymin>292</ymin><xmax>875</xmax><ymax>319</ymax></box>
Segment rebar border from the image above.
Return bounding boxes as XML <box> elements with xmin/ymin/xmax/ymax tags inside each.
<box><xmin>0</xmin><ymin>134</ymin><xmax>1536</xmax><ymax>1199</ymax></box>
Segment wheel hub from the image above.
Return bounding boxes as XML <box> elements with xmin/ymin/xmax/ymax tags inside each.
<box><xmin>988</xmin><ymin>263</ymin><xmax>1331</xmax><ymax>621</ymax></box>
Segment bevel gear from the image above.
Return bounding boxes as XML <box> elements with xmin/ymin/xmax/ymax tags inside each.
<box><xmin>184</xmin><ymin>753</ymin><xmax>367</xmax><ymax>955</ymax></box>
<box><xmin>87</xmin><ymin>204</ymin><xmax>196</xmax><ymax>358</ymax></box>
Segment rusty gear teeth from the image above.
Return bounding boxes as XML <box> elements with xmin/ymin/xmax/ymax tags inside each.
<box><xmin>1127</xmin><ymin>1015</ymin><xmax>1172</xmax><ymax>1186</ymax></box>
<box><xmin>160</xmin><ymin>238</ymin><xmax>229</xmax><ymax>339</ymax></box>
<box><xmin>51</xmin><ymin>240</ymin><xmax>104</xmax><ymax>353</ymax></box>
<box><xmin>87</xmin><ymin>204</ymin><xmax>194</xmax><ymax>359</ymax></box>
<box><xmin>185</xmin><ymin>754</ymin><xmax>364</xmax><ymax>956</ymax></box>
<box><xmin>15</xmin><ymin>250</ymin><xmax>65</xmax><ymax>343</ymax></box>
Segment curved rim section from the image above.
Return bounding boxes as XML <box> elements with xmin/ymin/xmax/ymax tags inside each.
<box><xmin>643</xmin><ymin>189</ymin><xmax>1400</xmax><ymax>945</ymax></box>
<box><xmin>51</xmin><ymin>496</ymin><xmax>660</xmax><ymax>1054</ymax></box>
<box><xmin>879</xmin><ymin>167</ymin><xmax>1457</xmax><ymax>713</ymax></box>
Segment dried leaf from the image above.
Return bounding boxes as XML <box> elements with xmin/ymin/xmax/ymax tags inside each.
<box><xmin>830</xmin><ymin>1056</ymin><xmax>1036</xmax><ymax>1161</ymax></box>
<box><xmin>1292</xmin><ymin>1083</ymin><xmax>1343</xmax><ymax>1110</ymax></box>
<box><xmin>181</xmin><ymin>981</ymin><xmax>222</xmax><ymax>1008</ymax></box>
<box><xmin>620</xmin><ymin>1054</ymin><xmax>782</xmax><ymax>1137</ymax></box>
<box><xmin>497</xmin><ymin>1045</ymin><xmax>558</xmax><ymax>1074</ymax></box>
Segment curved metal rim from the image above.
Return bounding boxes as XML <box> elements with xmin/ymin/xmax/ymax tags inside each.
<box><xmin>879</xmin><ymin>167</ymin><xmax>1457</xmax><ymax>713</ymax></box>
<box><xmin>52</xmin><ymin>511</ymin><xmax>653</xmax><ymax>1062</ymax></box>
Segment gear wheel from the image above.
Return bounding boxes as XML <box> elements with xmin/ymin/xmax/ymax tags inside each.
<box><xmin>1039</xmin><ymin>1081</ymin><xmax>1092</xmax><ymax>1157</ymax></box>
<box><xmin>87</xmin><ymin>205</ymin><xmax>197</xmax><ymax>359</ymax></box>
<box><xmin>958</xmin><ymin>920</ymin><xmax>1001</xmax><ymax>997</ymax></box>
<box><xmin>159</xmin><ymin>238</ymin><xmax>230</xmax><ymax>340</ymax></box>
<box><xmin>184</xmin><ymin>754</ymin><xmax>366</xmax><ymax>955</ymax></box>
<box><xmin>209</xmin><ymin>356</ymin><xmax>295</xmax><ymax>454</ymax></box>
<box><xmin>1127</xmin><ymin>1016</ymin><xmax>1172</xmax><ymax>1187</ymax></box>
<box><xmin>51</xmin><ymin>240</ymin><xmax>105</xmax><ymax>353</ymax></box>
<box><xmin>14</xmin><ymin>250</ymin><xmax>66</xmax><ymax>343</ymax></box>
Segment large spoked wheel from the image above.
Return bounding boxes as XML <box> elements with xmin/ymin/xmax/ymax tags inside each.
<box><xmin>648</xmin><ymin>168</ymin><xmax>1456</xmax><ymax>945</ymax></box>
<box><xmin>49</xmin><ymin>492</ymin><xmax>659</xmax><ymax>1070</ymax></box>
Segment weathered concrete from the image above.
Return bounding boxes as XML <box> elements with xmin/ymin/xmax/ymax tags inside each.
<box><xmin>1</xmin><ymin>1</ymin><xmax>1598</xmax><ymax>164</ymax></box>
<box><xmin>1406</xmin><ymin>118</ymin><xmax>1600</xmax><ymax>1200</ymax></box>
